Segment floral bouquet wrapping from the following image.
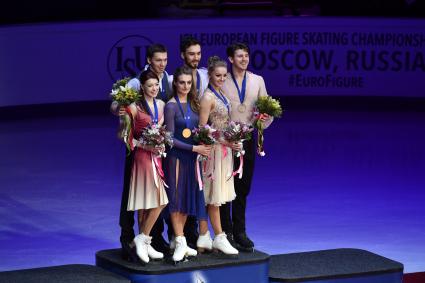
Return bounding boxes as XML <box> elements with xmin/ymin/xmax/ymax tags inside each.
<box><xmin>253</xmin><ymin>96</ymin><xmax>283</xmax><ymax>156</ymax></box>
<box><xmin>138</xmin><ymin>123</ymin><xmax>173</xmax><ymax>189</ymax></box>
<box><xmin>110</xmin><ymin>77</ymin><xmax>140</xmax><ymax>151</ymax></box>
<box><xmin>223</xmin><ymin>121</ymin><xmax>254</xmax><ymax>179</ymax></box>
<box><xmin>192</xmin><ymin>124</ymin><xmax>217</xmax><ymax>190</ymax></box>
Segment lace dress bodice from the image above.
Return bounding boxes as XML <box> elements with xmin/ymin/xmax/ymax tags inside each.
<box><xmin>206</xmin><ymin>89</ymin><xmax>231</xmax><ymax>131</ymax></box>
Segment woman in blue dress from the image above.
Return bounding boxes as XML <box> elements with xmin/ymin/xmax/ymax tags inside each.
<box><xmin>163</xmin><ymin>66</ymin><xmax>211</xmax><ymax>262</ymax></box>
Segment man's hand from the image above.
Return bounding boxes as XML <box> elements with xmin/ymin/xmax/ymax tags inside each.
<box><xmin>119</xmin><ymin>106</ymin><xmax>127</xmax><ymax>116</ymax></box>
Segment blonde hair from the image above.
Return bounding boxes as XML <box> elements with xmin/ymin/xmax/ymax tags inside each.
<box><xmin>207</xmin><ymin>55</ymin><xmax>227</xmax><ymax>76</ymax></box>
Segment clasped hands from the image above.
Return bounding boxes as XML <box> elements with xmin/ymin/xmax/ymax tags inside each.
<box><xmin>193</xmin><ymin>141</ymin><xmax>242</xmax><ymax>157</ymax></box>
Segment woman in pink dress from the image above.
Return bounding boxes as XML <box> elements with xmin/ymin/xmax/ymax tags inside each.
<box><xmin>126</xmin><ymin>70</ymin><xmax>169</xmax><ymax>263</ymax></box>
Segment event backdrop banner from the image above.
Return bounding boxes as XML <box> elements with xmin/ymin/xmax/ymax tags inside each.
<box><xmin>0</xmin><ymin>18</ymin><xmax>424</xmax><ymax>107</ymax></box>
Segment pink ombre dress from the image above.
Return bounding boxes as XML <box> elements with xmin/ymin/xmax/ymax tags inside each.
<box><xmin>127</xmin><ymin>105</ymin><xmax>168</xmax><ymax>211</ymax></box>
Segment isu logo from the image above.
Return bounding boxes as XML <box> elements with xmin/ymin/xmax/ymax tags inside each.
<box><xmin>107</xmin><ymin>35</ymin><xmax>154</xmax><ymax>81</ymax></box>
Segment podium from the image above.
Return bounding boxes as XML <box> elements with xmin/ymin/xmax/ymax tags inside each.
<box><xmin>0</xmin><ymin>248</ymin><xmax>404</xmax><ymax>283</ymax></box>
<box><xmin>96</xmin><ymin>248</ymin><xmax>270</xmax><ymax>283</ymax></box>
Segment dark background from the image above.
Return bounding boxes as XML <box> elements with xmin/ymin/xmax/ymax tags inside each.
<box><xmin>1</xmin><ymin>0</ymin><xmax>424</xmax><ymax>26</ymax></box>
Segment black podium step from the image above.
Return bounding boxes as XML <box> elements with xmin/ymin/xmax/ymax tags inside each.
<box><xmin>269</xmin><ymin>248</ymin><xmax>403</xmax><ymax>283</ymax></box>
<box><xmin>96</xmin><ymin>248</ymin><xmax>270</xmax><ymax>282</ymax></box>
<box><xmin>0</xmin><ymin>264</ymin><xmax>130</xmax><ymax>283</ymax></box>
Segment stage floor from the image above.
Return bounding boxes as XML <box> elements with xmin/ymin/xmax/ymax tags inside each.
<box><xmin>0</xmin><ymin>109</ymin><xmax>424</xmax><ymax>272</ymax></box>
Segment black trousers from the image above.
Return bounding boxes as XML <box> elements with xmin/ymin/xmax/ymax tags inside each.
<box><xmin>119</xmin><ymin>152</ymin><xmax>135</xmax><ymax>243</ymax></box>
<box><xmin>150</xmin><ymin>209</ymin><xmax>173</xmax><ymax>242</ymax></box>
<box><xmin>184</xmin><ymin>216</ymin><xmax>199</xmax><ymax>245</ymax></box>
<box><xmin>220</xmin><ymin>138</ymin><xmax>256</xmax><ymax>235</ymax></box>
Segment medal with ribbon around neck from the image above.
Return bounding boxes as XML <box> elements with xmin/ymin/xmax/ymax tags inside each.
<box><xmin>231</xmin><ymin>71</ymin><xmax>247</xmax><ymax>113</ymax></box>
<box><xmin>175</xmin><ymin>94</ymin><xmax>192</xmax><ymax>138</ymax></box>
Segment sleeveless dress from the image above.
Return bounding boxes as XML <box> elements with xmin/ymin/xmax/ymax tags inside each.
<box><xmin>163</xmin><ymin>102</ymin><xmax>208</xmax><ymax>220</ymax></box>
<box><xmin>202</xmin><ymin>89</ymin><xmax>236</xmax><ymax>206</ymax></box>
<box><xmin>127</xmin><ymin>104</ymin><xmax>169</xmax><ymax>211</ymax></box>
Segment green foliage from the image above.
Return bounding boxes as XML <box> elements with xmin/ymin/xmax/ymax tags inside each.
<box><xmin>112</xmin><ymin>77</ymin><xmax>131</xmax><ymax>90</ymax></box>
<box><xmin>110</xmin><ymin>77</ymin><xmax>140</xmax><ymax>106</ymax></box>
<box><xmin>255</xmin><ymin>96</ymin><xmax>283</xmax><ymax>118</ymax></box>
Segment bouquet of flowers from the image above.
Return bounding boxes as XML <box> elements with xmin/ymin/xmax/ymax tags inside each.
<box><xmin>192</xmin><ymin>124</ymin><xmax>217</xmax><ymax>146</ymax></box>
<box><xmin>110</xmin><ymin>78</ymin><xmax>139</xmax><ymax>105</ymax></box>
<box><xmin>253</xmin><ymin>96</ymin><xmax>283</xmax><ymax>156</ymax></box>
<box><xmin>112</xmin><ymin>77</ymin><xmax>130</xmax><ymax>93</ymax></box>
<box><xmin>138</xmin><ymin>123</ymin><xmax>173</xmax><ymax>189</ymax></box>
<box><xmin>192</xmin><ymin>124</ymin><xmax>217</xmax><ymax>190</ymax></box>
<box><xmin>223</xmin><ymin>121</ymin><xmax>253</xmax><ymax>157</ymax></box>
<box><xmin>139</xmin><ymin>123</ymin><xmax>173</xmax><ymax>158</ymax></box>
<box><xmin>110</xmin><ymin>77</ymin><xmax>140</xmax><ymax>151</ymax></box>
<box><xmin>223</xmin><ymin>121</ymin><xmax>253</xmax><ymax>179</ymax></box>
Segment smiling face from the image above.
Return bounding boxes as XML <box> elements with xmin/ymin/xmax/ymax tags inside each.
<box><xmin>142</xmin><ymin>78</ymin><xmax>160</xmax><ymax>99</ymax></box>
<box><xmin>229</xmin><ymin>49</ymin><xmax>249</xmax><ymax>71</ymax></box>
<box><xmin>209</xmin><ymin>66</ymin><xmax>227</xmax><ymax>90</ymax></box>
<box><xmin>147</xmin><ymin>52</ymin><xmax>167</xmax><ymax>75</ymax></box>
<box><xmin>181</xmin><ymin>44</ymin><xmax>201</xmax><ymax>69</ymax></box>
<box><xmin>174</xmin><ymin>74</ymin><xmax>193</xmax><ymax>96</ymax></box>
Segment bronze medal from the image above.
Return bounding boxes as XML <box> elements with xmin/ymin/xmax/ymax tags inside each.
<box><xmin>237</xmin><ymin>104</ymin><xmax>247</xmax><ymax>113</ymax></box>
<box><xmin>182</xmin><ymin>128</ymin><xmax>192</xmax><ymax>138</ymax></box>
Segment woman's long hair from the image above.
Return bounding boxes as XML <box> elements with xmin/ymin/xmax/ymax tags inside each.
<box><xmin>137</xmin><ymin>70</ymin><xmax>159</xmax><ymax>112</ymax></box>
<box><xmin>172</xmin><ymin>66</ymin><xmax>200</xmax><ymax>113</ymax></box>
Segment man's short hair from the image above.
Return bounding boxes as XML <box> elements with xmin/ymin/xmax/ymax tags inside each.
<box><xmin>226</xmin><ymin>42</ymin><xmax>250</xmax><ymax>57</ymax></box>
<box><xmin>146</xmin><ymin>43</ymin><xmax>167</xmax><ymax>59</ymax></box>
<box><xmin>180</xmin><ymin>36</ymin><xmax>200</xmax><ymax>53</ymax></box>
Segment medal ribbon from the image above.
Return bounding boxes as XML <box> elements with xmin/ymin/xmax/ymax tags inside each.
<box><xmin>175</xmin><ymin>94</ymin><xmax>192</xmax><ymax>130</ymax></box>
<box><xmin>208</xmin><ymin>84</ymin><xmax>230</xmax><ymax>115</ymax></box>
<box><xmin>145</xmin><ymin>98</ymin><xmax>158</xmax><ymax>124</ymax></box>
<box><xmin>159</xmin><ymin>76</ymin><xmax>168</xmax><ymax>101</ymax></box>
<box><xmin>196</xmin><ymin>71</ymin><xmax>201</xmax><ymax>94</ymax></box>
<box><xmin>231</xmin><ymin>71</ymin><xmax>247</xmax><ymax>105</ymax></box>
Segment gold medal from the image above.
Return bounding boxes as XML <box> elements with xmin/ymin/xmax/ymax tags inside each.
<box><xmin>237</xmin><ymin>104</ymin><xmax>247</xmax><ymax>113</ymax></box>
<box><xmin>182</xmin><ymin>128</ymin><xmax>192</xmax><ymax>138</ymax></box>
